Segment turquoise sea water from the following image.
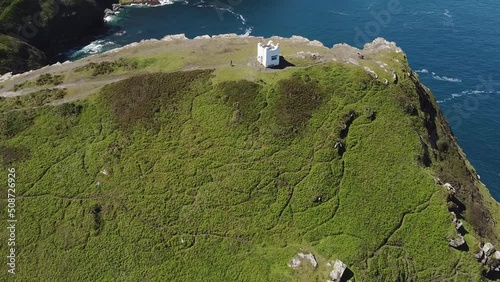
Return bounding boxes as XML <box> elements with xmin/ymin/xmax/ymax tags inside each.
<box><xmin>67</xmin><ymin>0</ymin><xmax>500</xmax><ymax>199</ymax></box>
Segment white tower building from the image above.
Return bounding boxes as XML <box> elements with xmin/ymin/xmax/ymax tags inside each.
<box><xmin>257</xmin><ymin>41</ymin><xmax>280</xmax><ymax>68</ymax></box>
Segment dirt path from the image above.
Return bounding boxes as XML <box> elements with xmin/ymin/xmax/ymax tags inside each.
<box><xmin>0</xmin><ymin>60</ymin><xmax>299</xmax><ymax>105</ymax></box>
<box><xmin>0</xmin><ymin>74</ymin><xmax>130</xmax><ymax>98</ymax></box>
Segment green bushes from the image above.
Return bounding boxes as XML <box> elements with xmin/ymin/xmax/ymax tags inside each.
<box><xmin>218</xmin><ymin>80</ymin><xmax>264</xmax><ymax>125</ymax></box>
<box><xmin>12</xmin><ymin>81</ymin><xmax>27</xmax><ymax>91</ymax></box>
<box><xmin>275</xmin><ymin>75</ymin><xmax>323</xmax><ymax>131</ymax></box>
<box><xmin>75</xmin><ymin>58</ymin><xmax>139</xmax><ymax>76</ymax></box>
<box><xmin>12</xmin><ymin>73</ymin><xmax>64</xmax><ymax>90</ymax></box>
<box><xmin>36</xmin><ymin>73</ymin><xmax>64</xmax><ymax>86</ymax></box>
<box><xmin>0</xmin><ymin>109</ymin><xmax>35</xmax><ymax>138</ymax></box>
<box><xmin>0</xmin><ymin>88</ymin><xmax>67</xmax><ymax>111</ymax></box>
<box><xmin>56</xmin><ymin>102</ymin><xmax>82</xmax><ymax>117</ymax></box>
<box><xmin>100</xmin><ymin>69</ymin><xmax>213</xmax><ymax>129</ymax></box>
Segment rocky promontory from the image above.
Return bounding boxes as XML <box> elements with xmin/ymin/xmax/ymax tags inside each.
<box><xmin>1</xmin><ymin>34</ymin><xmax>499</xmax><ymax>280</ymax></box>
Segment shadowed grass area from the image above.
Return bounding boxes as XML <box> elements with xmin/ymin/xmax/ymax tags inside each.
<box><xmin>0</xmin><ymin>109</ymin><xmax>35</xmax><ymax>139</ymax></box>
<box><xmin>100</xmin><ymin>69</ymin><xmax>213</xmax><ymax>129</ymax></box>
<box><xmin>74</xmin><ymin>58</ymin><xmax>139</xmax><ymax>77</ymax></box>
<box><xmin>0</xmin><ymin>145</ymin><xmax>30</xmax><ymax>166</ymax></box>
<box><xmin>276</xmin><ymin>75</ymin><xmax>323</xmax><ymax>129</ymax></box>
<box><xmin>218</xmin><ymin>80</ymin><xmax>265</xmax><ymax>126</ymax></box>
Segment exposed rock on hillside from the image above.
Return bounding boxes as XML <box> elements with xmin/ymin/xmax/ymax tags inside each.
<box><xmin>288</xmin><ymin>252</ymin><xmax>318</xmax><ymax>269</ymax></box>
<box><xmin>449</xmin><ymin>235</ymin><xmax>466</xmax><ymax>249</ymax></box>
<box><xmin>327</xmin><ymin>260</ymin><xmax>347</xmax><ymax>282</ymax></box>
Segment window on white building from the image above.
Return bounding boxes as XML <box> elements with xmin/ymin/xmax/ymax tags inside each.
<box><xmin>271</xmin><ymin>55</ymin><xmax>278</xmax><ymax>60</ymax></box>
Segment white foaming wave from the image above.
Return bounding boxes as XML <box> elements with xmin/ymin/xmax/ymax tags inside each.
<box><xmin>193</xmin><ymin>0</ymin><xmax>211</xmax><ymax>8</ymax></box>
<box><xmin>431</xmin><ymin>72</ymin><xmax>462</xmax><ymax>83</ymax></box>
<box><xmin>330</xmin><ymin>10</ymin><xmax>349</xmax><ymax>16</ymax></box>
<box><xmin>114</xmin><ymin>30</ymin><xmax>127</xmax><ymax>36</ymax></box>
<box><xmin>442</xmin><ymin>9</ymin><xmax>456</xmax><ymax>31</ymax></box>
<box><xmin>436</xmin><ymin>99</ymin><xmax>451</xmax><ymax>104</ymax></box>
<box><xmin>238</xmin><ymin>14</ymin><xmax>247</xmax><ymax>25</ymax></box>
<box><xmin>128</xmin><ymin>0</ymin><xmax>177</xmax><ymax>8</ymax></box>
<box><xmin>411</xmin><ymin>11</ymin><xmax>434</xmax><ymax>16</ymax></box>
<box><xmin>104</xmin><ymin>9</ymin><xmax>121</xmax><ymax>23</ymax></box>
<box><xmin>451</xmin><ymin>89</ymin><xmax>487</xmax><ymax>99</ymax></box>
<box><xmin>157</xmin><ymin>0</ymin><xmax>174</xmax><ymax>4</ymax></box>
<box><xmin>415</xmin><ymin>68</ymin><xmax>461</xmax><ymax>83</ymax></box>
<box><xmin>75</xmin><ymin>40</ymin><xmax>116</xmax><ymax>56</ymax></box>
<box><xmin>216</xmin><ymin>6</ymin><xmax>247</xmax><ymax>26</ymax></box>
<box><xmin>438</xmin><ymin>89</ymin><xmax>499</xmax><ymax>104</ymax></box>
<box><xmin>192</xmin><ymin>1</ymin><xmax>248</xmax><ymax>26</ymax></box>
<box><xmin>415</xmin><ymin>69</ymin><xmax>429</xmax><ymax>73</ymax></box>
<box><xmin>239</xmin><ymin>27</ymin><xmax>253</xmax><ymax>37</ymax></box>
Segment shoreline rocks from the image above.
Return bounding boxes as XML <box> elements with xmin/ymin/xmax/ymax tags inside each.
<box><xmin>104</xmin><ymin>8</ymin><xmax>116</xmax><ymax>18</ymax></box>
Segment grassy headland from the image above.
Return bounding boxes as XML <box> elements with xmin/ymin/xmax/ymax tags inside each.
<box><xmin>0</xmin><ymin>35</ymin><xmax>499</xmax><ymax>281</ymax></box>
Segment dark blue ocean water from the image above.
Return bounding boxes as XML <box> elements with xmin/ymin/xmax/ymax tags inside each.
<box><xmin>68</xmin><ymin>0</ymin><xmax>500</xmax><ymax>200</ymax></box>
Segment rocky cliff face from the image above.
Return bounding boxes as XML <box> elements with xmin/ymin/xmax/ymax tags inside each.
<box><xmin>0</xmin><ymin>0</ymin><xmax>116</xmax><ymax>74</ymax></box>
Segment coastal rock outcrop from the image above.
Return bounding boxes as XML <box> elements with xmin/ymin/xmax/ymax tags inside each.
<box><xmin>104</xmin><ymin>8</ymin><xmax>116</xmax><ymax>18</ymax></box>
<box><xmin>364</xmin><ymin>38</ymin><xmax>403</xmax><ymax>54</ymax></box>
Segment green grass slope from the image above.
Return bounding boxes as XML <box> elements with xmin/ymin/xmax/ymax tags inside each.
<box><xmin>0</xmin><ymin>38</ymin><xmax>499</xmax><ymax>281</ymax></box>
